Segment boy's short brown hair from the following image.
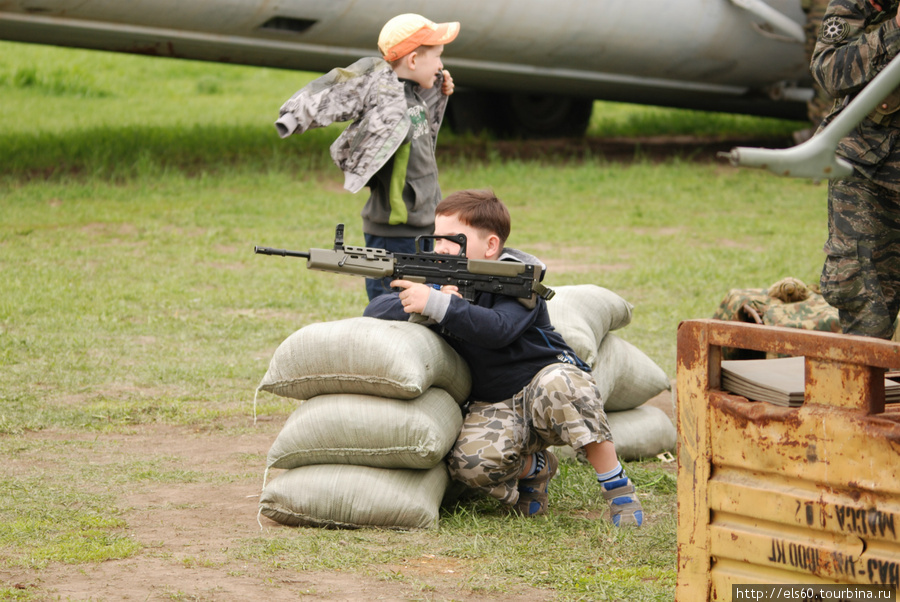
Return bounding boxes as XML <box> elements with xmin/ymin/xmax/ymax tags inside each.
<box><xmin>436</xmin><ymin>189</ymin><xmax>511</xmax><ymax>246</ymax></box>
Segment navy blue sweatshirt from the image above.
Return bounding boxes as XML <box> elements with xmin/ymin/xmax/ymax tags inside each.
<box><xmin>363</xmin><ymin>282</ymin><xmax>587</xmax><ymax>403</ymax></box>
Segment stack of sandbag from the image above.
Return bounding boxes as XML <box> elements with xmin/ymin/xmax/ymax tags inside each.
<box><xmin>547</xmin><ymin>285</ymin><xmax>675</xmax><ymax>460</ymax></box>
<box><xmin>256</xmin><ymin>317</ymin><xmax>470</xmax><ymax>530</ymax></box>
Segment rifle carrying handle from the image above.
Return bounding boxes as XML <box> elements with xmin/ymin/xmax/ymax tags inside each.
<box><xmin>416</xmin><ymin>233</ymin><xmax>467</xmax><ymax>255</ymax></box>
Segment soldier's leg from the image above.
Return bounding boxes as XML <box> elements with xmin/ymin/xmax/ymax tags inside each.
<box><xmin>868</xmin><ymin>187</ymin><xmax>900</xmax><ymax>338</ymax></box>
<box><xmin>821</xmin><ymin>177</ymin><xmax>899</xmax><ymax>339</ymax></box>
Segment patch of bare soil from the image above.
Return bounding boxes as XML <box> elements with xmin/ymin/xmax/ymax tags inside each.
<box><xmin>2</xmin><ymin>386</ymin><xmax>675</xmax><ymax>602</ymax></box>
<box><xmin>0</xmin><ymin>419</ymin><xmax>554</xmax><ymax>602</ymax></box>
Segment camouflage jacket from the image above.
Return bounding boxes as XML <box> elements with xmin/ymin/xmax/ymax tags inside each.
<box><xmin>812</xmin><ymin>0</ymin><xmax>900</xmax><ymax>188</ymax></box>
<box><xmin>275</xmin><ymin>57</ymin><xmax>448</xmax><ymax>194</ymax></box>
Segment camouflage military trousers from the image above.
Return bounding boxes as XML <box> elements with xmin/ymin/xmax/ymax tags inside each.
<box><xmin>820</xmin><ymin>176</ymin><xmax>900</xmax><ymax>339</ymax></box>
<box><xmin>446</xmin><ymin>363</ymin><xmax>613</xmax><ymax>506</ymax></box>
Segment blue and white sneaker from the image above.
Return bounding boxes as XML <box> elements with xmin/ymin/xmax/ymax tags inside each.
<box><xmin>513</xmin><ymin>451</ymin><xmax>559</xmax><ymax>516</ymax></box>
<box><xmin>601</xmin><ymin>476</ymin><xmax>644</xmax><ymax>527</ymax></box>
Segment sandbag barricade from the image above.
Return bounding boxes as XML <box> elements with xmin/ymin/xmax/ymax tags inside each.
<box><xmin>257</xmin><ymin>317</ymin><xmax>469</xmax><ymax>530</ymax></box>
<box><xmin>547</xmin><ymin>285</ymin><xmax>674</xmax><ymax>460</ymax></box>
<box><xmin>546</xmin><ymin>284</ymin><xmax>634</xmax><ymax>366</ymax></box>
<box><xmin>256</xmin><ymin>287</ymin><xmax>674</xmax><ymax>529</ymax></box>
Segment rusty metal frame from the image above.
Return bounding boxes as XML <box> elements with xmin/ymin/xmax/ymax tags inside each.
<box><xmin>676</xmin><ymin>320</ymin><xmax>900</xmax><ymax>600</ymax></box>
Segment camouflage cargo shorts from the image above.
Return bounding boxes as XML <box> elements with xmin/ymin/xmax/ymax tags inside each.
<box><xmin>446</xmin><ymin>363</ymin><xmax>613</xmax><ymax>506</ymax></box>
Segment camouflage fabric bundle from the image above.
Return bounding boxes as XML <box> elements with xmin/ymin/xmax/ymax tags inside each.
<box><xmin>712</xmin><ymin>285</ymin><xmax>839</xmax><ymax>331</ymax></box>
<box><xmin>768</xmin><ymin>276</ymin><xmax>811</xmax><ymax>303</ymax></box>
<box><xmin>712</xmin><ymin>287</ymin><xmax>769</xmax><ymax>325</ymax></box>
<box><xmin>712</xmin><ymin>279</ymin><xmax>840</xmax><ymax>359</ymax></box>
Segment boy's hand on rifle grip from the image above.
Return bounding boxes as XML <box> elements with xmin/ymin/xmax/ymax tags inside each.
<box><xmin>392</xmin><ymin>280</ymin><xmax>460</xmax><ymax>314</ymax></box>
<box><xmin>439</xmin><ymin>284</ymin><xmax>462</xmax><ymax>298</ymax></box>
<box><xmin>392</xmin><ymin>280</ymin><xmax>432</xmax><ymax>314</ymax></box>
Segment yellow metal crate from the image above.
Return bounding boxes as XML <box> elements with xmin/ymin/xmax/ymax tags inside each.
<box><xmin>676</xmin><ymin>320</ymin><xmax>900</xmax><ymax>600</ymax></box>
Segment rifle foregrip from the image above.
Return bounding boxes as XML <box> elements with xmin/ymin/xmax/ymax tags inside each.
<box><xmin>306</xmin><ymin>248</ymin><xmax>395</xmax><ymax>279</ymax></box>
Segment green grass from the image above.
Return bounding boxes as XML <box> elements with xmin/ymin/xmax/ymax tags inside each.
<box><xmin>0</xmin><ymin>40</ymin><xmax>804</xmax><ymax>178</ymax></box>
<box><xmin>587</xmin><ymin>100</ymin><xmax>804</xmax><ymax>138</ymax></box>
<box><xmin>0</xmin><ymin>39</ymin><xmax>822</xmax><ymax>600</ymax></box>
<box><xmin>1</xmin><ymin>163</ymin><xmax>827</xmax><ymax>430</ymax></box>
<box><xmin>0</xmin><ymin>40</ymin><xmax>336</xmax><ymax>178</ymax></box>
<box><xmin>0</xmin><ymin>438</ymin><xmax>141</xmax><ymax>569</ymax></box>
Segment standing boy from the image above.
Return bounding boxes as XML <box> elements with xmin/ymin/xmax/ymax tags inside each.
<box><xmin>275</xmin><ymin>14</ymin><xmax>460</xmax><ymax>299</ymax></box>
<box><xmin>363</xmin><ymin>190</ymin><xmax>644</xmax><ymax>526</ymax></box>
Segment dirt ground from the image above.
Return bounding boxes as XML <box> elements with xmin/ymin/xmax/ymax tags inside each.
<box><xmin>1</xmin><ymin>416</ymin><xmax>532</xmax><ymax>602</ymax></box>
<box><xmin>2</xmin><ymin>386</ymin><xmax>675</xmax><ymax>602</ymax></box>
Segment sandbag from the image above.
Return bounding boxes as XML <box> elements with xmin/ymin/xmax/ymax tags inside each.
<box><xmin>607</xmin><ymin>404</ymin><xmax>676</xmax><ymax>461</ymax></box>
<box><xmin>546</xmin><ymin>285</ymin><xmax>633</xmax><ymax>365</ymax></box>
<box><xmin>258</xmin><ymin>317</ymin><xmax>471</xmax><ymax>403</ymax></box>
<box><xmin>259</xmin><ymin>463</ymin><xmax>449</xmax><ymax>530</ymax></box>
<box><xmin>592</xmin><ymin>334</ymin><xmax>671</xmax><ymax>412</ymax></box>
<box><xmin>266</xmin><ymin>389</ymin><xmax>463</xmax><ymax>470</ymax></box>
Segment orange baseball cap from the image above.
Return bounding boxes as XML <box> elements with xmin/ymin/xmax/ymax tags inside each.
<box><xmin>378</xmin><ymin>14</ymin><xmax>460</xmax><ymax>62</ymax></box>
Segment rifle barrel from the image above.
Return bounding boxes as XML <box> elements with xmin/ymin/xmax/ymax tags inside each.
<box><xmin>254</xmin><ymin>246</ymin><xmax>310</xmax><ymax>259</ymax></box>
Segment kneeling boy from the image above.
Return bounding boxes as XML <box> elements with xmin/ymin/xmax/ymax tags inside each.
<box><xmin>363</xmin><ymin>189</ymin><xmax>643</xmax><ymax>526</ymax></box>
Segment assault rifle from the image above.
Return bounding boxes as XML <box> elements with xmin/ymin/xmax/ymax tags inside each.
<box><xmin>254</xmin><ymin>224</ymin><xmax>554</xmax><ymax>302</ymax></box>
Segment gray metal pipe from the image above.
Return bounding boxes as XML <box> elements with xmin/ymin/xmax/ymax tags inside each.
<box><xmin>723</xmin><ymin>52</ymin><xmax>900</xmax><ymax>180</ymax></box>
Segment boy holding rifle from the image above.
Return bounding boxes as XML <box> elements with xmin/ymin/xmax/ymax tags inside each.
<box><xmin>364</xmin><ymin>190</ymin><xmax>644</xmax><ymax>526</ymax></box>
